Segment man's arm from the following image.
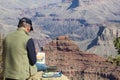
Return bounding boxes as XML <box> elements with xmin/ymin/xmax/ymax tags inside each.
<box><xmin>26</xmin><ymin>38</ymin><xmax>37</xmax><ymax>65</ymax></box>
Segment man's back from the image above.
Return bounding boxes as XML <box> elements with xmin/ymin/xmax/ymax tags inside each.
<box><xmin>3</xmin><ymin>28</ymin><xmax>31</xmax><ymax>79</ymax></box>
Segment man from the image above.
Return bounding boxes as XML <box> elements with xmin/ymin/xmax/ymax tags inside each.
<box><xmin>3</xmin><ymin>17</ymin><xmax>37</xmax><ymax>80</ymax></box>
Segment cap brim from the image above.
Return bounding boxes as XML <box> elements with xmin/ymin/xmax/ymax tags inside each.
<box><xmin>30</xmin><ymin>26</ymin><xmax>33</xmax><ymax>31</ymax></box>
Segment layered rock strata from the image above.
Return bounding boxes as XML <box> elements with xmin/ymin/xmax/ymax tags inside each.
<box><xmin>43</xmin><ymin>36</ymin><xmax>120</xmax><ymax>80</ymax></box>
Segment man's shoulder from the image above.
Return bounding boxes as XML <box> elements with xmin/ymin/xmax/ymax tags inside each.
<box><xmin>5</xmin><ymin>31</ymin><xmax>16</xmax><ymax>38</ymax></box>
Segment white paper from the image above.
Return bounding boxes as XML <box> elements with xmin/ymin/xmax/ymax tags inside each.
<box><xmin>36</xmin><ymin>52</ymin><xmax>45</xmax><ymax>64</ymax></box>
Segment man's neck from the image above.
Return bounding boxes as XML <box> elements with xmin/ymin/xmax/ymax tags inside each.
<box><xmin>18</xmin><ymin>27</ymin><xmax>29</xmax><ymax>35</ymax></box>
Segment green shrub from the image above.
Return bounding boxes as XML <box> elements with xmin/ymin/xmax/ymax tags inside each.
<box><xmin>107</xmin><ymin>55</ymin><xmax>120</xmax><ymax>66</ymax></box>
<box><xmin>113</xmin><ymin>37</ymin><xmax>120</xmax><ymax>54</ymax></box>
<box><xmin>115</xmin><ymin>55</ymin><xmax>120</xmax><ymax>66</ymax></box>
<box><xmin>112</xmin><ymin>37</ymin><xmax>120</xmax><ymax>66</ymax></box>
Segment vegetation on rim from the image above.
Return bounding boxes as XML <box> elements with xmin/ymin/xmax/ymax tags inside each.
<box><xmin>0</xmin><ymin>33</ymin><xmax>3</xmax><ymax>75</ymax></box>
<box><xmin>107</xmin><ymin>37</ymin><xmax>120</xmax><ymax>66</ymax></box>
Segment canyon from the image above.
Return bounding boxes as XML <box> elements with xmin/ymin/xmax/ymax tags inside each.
<box><xmin>0</xmin><ymin>0</ymin><xmax>120</xmax><ymax>79</ymax></box>
<box><xmin>42</xmin><ymin>36</ymin><xmax>120</xmax><ymax>80</ymax></box>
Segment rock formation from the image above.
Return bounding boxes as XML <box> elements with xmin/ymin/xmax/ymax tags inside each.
<box><xmin>87</xmin><ymin>25</ymin><xmax>120</xmax><ymax>57</ymax></box>
<box><xmin>42</xmin><ymin>36</ymin><xmax>120</xmax><ymax>80</ymax></box>
<box><xmin>28</xmin><ymin>72</ymin><xmax>69</xmax><ymax>80</ymax></box>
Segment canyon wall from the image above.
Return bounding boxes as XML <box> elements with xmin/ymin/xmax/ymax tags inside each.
<box><xmin>43</xmin><ymin>36</ymin><xmax>120</xmax><ymax>80</ymax></box>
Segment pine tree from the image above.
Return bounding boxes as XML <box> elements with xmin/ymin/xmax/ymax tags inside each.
<box><xmin>113</xmin><ymin>37</ymin><xmax>120</xmax><ymax>66</ymax></box>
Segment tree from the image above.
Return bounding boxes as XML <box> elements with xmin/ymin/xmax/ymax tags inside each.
<box><xmin>113</xmin><ymin>37</ymin><xmax>120</xmax><ymax>54</ymax></box>
<box><xmin>113</xmin><ymin>37</ymin><xmax>120</xmax><ymax>66</ymax></box>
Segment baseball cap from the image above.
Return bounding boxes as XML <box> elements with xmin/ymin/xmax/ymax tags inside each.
<box><xmin>18</xmin><ymin>17</ymin><xmax>33</xmax><ymax>31</ymax></box>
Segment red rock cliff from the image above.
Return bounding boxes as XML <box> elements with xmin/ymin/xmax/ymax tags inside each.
<box><xmin>42</xmin><ymin>36</ymin><xmax>120</xmax><ymax>80</ymax></box>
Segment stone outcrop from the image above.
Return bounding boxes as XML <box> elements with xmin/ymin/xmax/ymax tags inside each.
<box><xmin>28</xmin><ymin>72</ymin><xmax>69</xmax><ymax>80</ymax></box>
<box><xmin>42</xmin><ymin>36</ymin><xmax>120</xmax><ymax>80</ymax></box>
